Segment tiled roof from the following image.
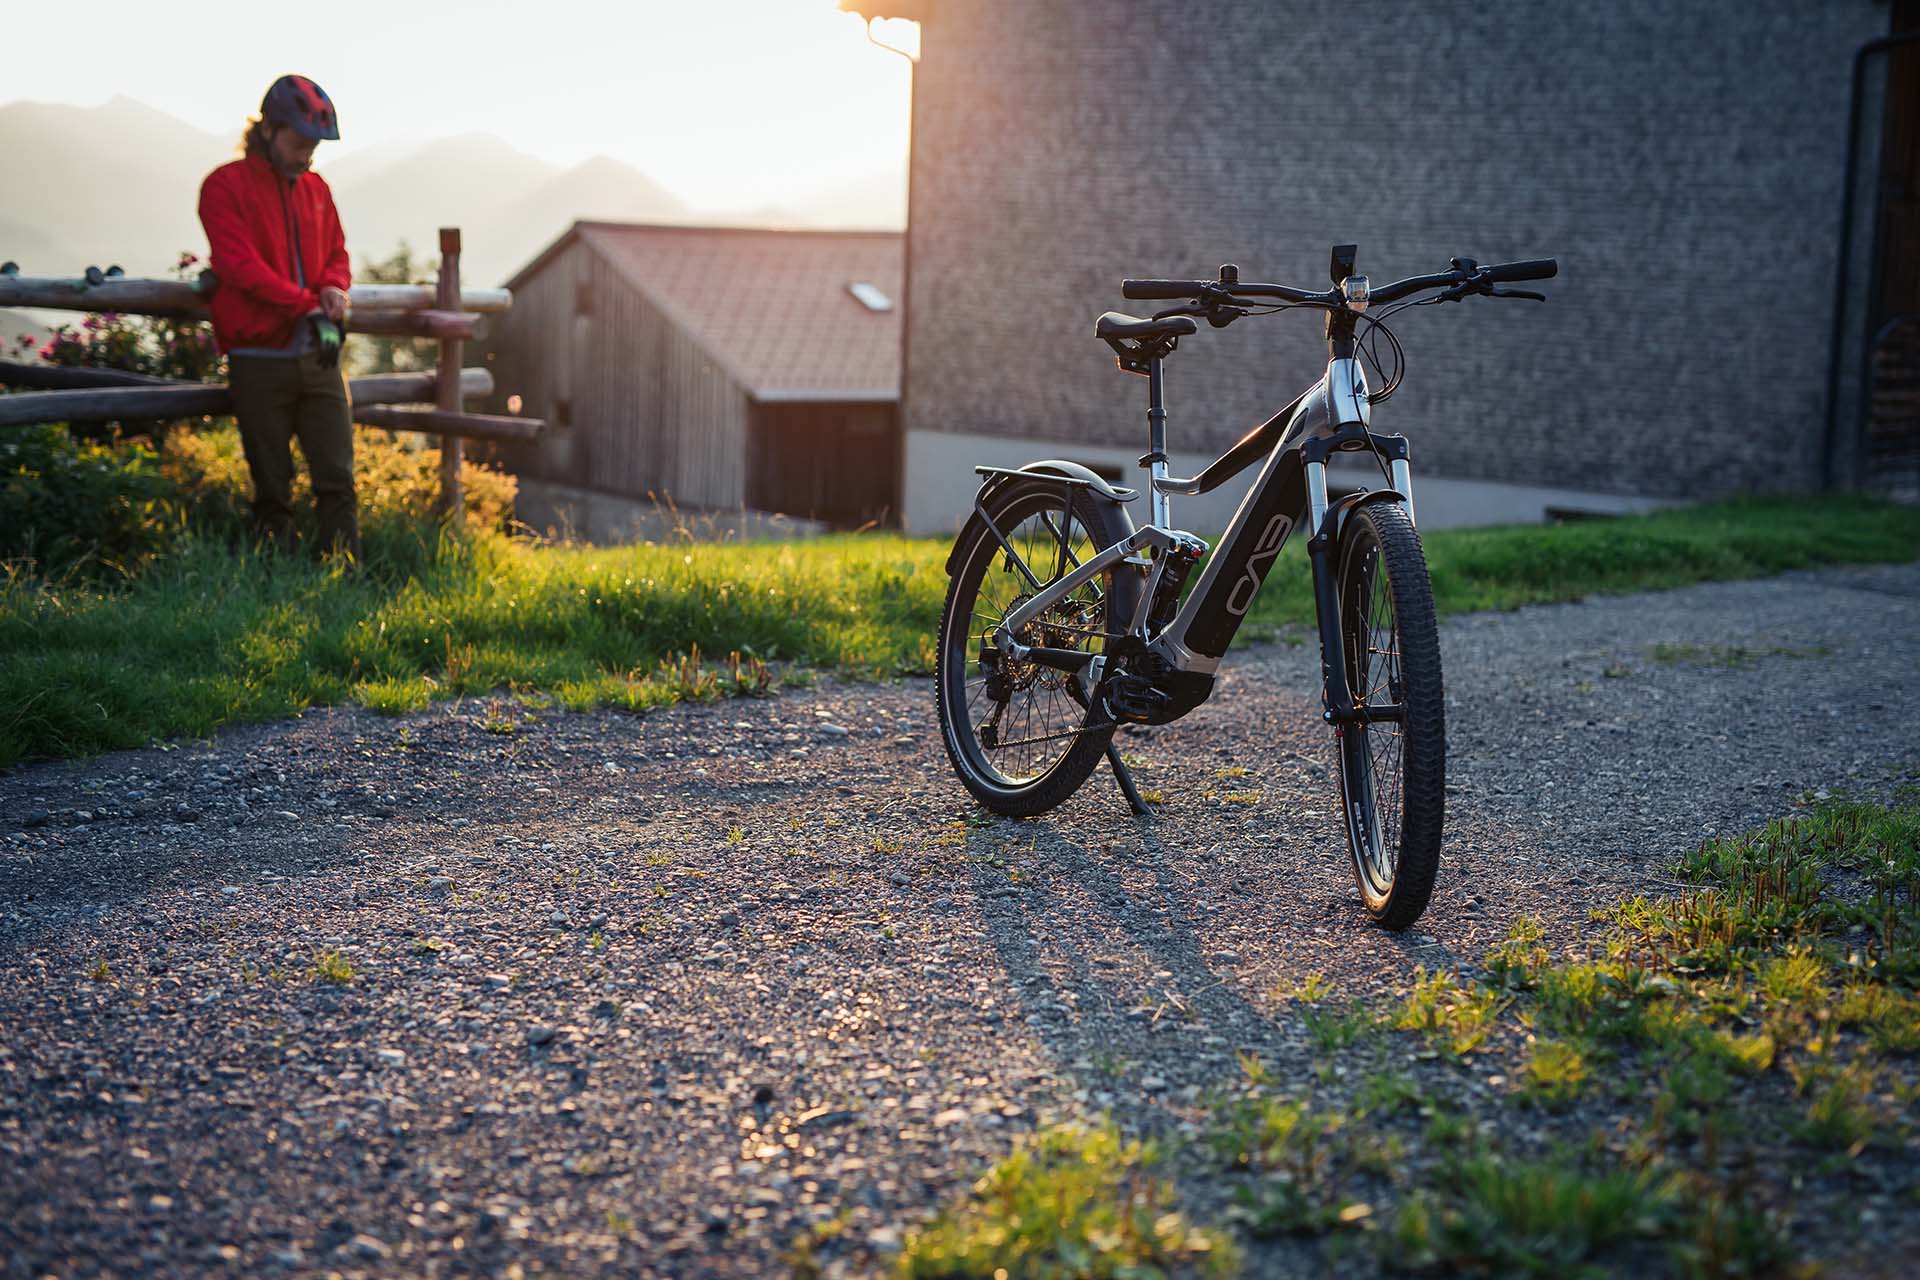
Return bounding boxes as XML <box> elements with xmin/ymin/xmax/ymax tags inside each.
<box><xmin>525</xmin><ymin>221</ymin><xmax>902</xmax><ymax>402</ymax></box>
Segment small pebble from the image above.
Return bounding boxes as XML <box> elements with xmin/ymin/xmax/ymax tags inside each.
<box><xmin>342</xmin><ymin>1234</ymin><xmax>390</xmax><ymax>1261</ymax></box>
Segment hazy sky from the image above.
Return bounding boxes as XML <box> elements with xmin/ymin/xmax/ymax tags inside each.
<box><xmin>2</xmin><ymin>0</ymin><xmax>914</xmax><ymax>210</ymax></box>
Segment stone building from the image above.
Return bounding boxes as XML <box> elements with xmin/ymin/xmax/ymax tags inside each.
<box><xmin>851</xmin><ymin>0</ymin><xmax>1909</xmax><ymax>532</ymax></box>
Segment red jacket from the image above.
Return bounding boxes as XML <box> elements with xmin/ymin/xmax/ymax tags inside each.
<box><xmin>197</xmin><ymin>149</ymin><xmax>350</xmax><ymax>352</ymax></box>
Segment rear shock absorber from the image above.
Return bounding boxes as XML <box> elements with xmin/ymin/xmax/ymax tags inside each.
<box><xmin>1146</xmin><ymin>534</ymin><xmax>1208</xmax><ymax>629</ymax></box>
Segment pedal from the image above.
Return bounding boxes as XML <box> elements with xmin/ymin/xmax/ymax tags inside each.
<box><xmin>1103</xmin><ymin>673</ymin><xmax>1171</xmax><ymax>723</ymax></box>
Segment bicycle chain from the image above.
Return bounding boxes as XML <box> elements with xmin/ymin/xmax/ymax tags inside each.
<box><xmin>984</xmin><ymin>725</ymin><xmax>1099</xmax><ymax>751</ymax></box>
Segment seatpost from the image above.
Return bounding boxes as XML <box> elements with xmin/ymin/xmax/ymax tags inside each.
<box><xmin>1145</xmin><ymin>356</ymin><xmax>1171</xmax><ymax>528</ymax></box>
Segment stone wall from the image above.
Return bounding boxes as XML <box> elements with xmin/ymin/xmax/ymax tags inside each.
<box><xmin>901</xmin><ymin>0</ymin><xmax>1886</xmax><ymax>523</ymax></box>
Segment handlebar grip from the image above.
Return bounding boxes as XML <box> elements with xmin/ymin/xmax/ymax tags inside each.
<box><xmin>1484</xmin><ymin>258</ymin><xmax>1558</xmax><ymax>283</ymax></box>
<box><xmin>1122</xmin><ymin>279</ymin><xmax>1208</xmax><ymax>300</ymax></box>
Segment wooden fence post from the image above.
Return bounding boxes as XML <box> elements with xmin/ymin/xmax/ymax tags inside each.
<box><xmin>435</xmin><ymin>227</ymin><xmax>465</xmax><ymax>519</ymax></box>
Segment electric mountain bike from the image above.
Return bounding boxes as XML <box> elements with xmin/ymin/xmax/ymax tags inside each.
<box><xmin>933</xmin><ymin>245</ymin><xmax>1557</xmax><ymax>929</ymax></box>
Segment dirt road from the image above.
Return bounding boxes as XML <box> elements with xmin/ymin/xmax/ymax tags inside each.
<box><xmin>3</xmin><ymin>563</ymin><xmax>1916</xmax><ymax>1276</ymax></box>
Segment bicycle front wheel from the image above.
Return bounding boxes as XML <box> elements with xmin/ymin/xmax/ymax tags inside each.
<box><xmin>1334</xmin><ymin>501</ymin><xmax>1445</xmax><ymax>930</ymax></box>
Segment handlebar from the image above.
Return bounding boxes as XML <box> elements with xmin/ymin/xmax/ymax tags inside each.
<box><xmin>1121</xmin><ymin>278</ymin><xmax>1331</xmax><ymax>305</ymax></box>
<box><xmin>1123</xmin><ymin>256</ymin><xmax>1558</xmax><ymax>309</ymax></box>
<box><xmin>1484</xmin><ymin>258</ymin><xmax>1557</xmax><ymax>284</ymax></box>
<box><xmin>1120</xmin><ymin>279</ymin><xmax>1213</xmax><ymax>300</ymax></box>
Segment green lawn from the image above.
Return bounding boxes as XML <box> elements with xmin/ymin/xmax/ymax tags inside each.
<box><xmin>2</xmin><ymin>495</ymin><xmax>1916</xmax><ymax>769</ymax></box>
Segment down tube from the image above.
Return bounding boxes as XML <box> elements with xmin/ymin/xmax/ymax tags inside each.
<box><xmin>1167</xmin><ymin>448</ymin><xmax>1310</xmax><ymax>661</ymax></box>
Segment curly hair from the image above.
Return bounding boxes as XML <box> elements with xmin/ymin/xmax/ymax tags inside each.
<box><xmin>237</xmin><ymin>115</ymin><xmax>269</xmax><ymax>156</ymax></box>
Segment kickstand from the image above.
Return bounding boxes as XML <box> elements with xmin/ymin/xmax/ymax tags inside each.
<box><xmin>1106</xmin><ymin>741</ymin><xmax>1149</xmax><ymax>816</ymax></box>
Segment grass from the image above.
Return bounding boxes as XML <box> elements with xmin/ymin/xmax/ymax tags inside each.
<box><xmin>1392</xmin><ymin>968</ymin><xmax>1509</xmax><ymax>1058</ymax></box>
<box><xmin>0</xmin><ymin>527</ymin><xmax>926</xmax><ymax>767</ymax></box>
<box><xmin>1649</xmin><ymin>641</ymin><xmax>1832</xmax><ymax>669</ymax></box>
<box><xmin>1203</xmin><ymin>1093</ymin><xmax>1382</xmax><ymax>1237</ymax></box>
<box><xmin>1386</xmin><ymin>1153</ymin><xmax>1681</xmax><ymax>1277</ymax></box>
<box><xmin>308</xmin><ymin>948</ymin><xmax>355</xmax><ymax>985</ymax></box>
<box><xmin>3</xmin><ymin>493</ymin><xmax>1917</xmax><ymax>768</ymax></box>
<box><xmin>895</xmin><ymin>1120</ymin><xmax>1238</xmax><ymax>1277</ymax></box>
<box><xmin>870</xmin><ymin>801</ymin><xmax>1919</xmax><ymax>1278</ymax></box>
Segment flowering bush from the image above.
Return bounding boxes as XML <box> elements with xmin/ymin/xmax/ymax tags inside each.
<box><xmin>0</xmin><ymin>426</ymin><xmax>184</xmax><ymax>579</ymax></box>
<box><xmin>4</xmin><ymin>422</ymin><xmax>518</xmax><ymax>581</ymax></box>
<box><xmin>162</xmin><ymin>423</ymin><xmax>517</xmax><ymax>542</ymax></box>
<box><xmin>34</xmin><ymin>253</ymin><xmax>223</xmax><ymax>384</ymax></box>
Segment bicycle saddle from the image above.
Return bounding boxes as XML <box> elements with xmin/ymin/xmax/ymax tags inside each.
<box><xmin>1094</xmin><ymin>311</ymin><xmax>1198</xmax><ymax>342</ymax></box>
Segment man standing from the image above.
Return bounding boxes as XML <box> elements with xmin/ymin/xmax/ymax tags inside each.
<box><xmin>198</xmin><ymin>74</ymin><xmax>358</xmax><ymax>561</ymax></box>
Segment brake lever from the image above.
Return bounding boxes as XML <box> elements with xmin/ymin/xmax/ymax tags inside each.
<box><xmin>1488</xmin><ymin>288</ymin><xmax>1546</xmax><ymax>302</ymax></box>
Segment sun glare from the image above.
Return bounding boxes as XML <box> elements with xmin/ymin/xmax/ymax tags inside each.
<box><xmin>3</xmin><ymin>0</ymin><xmax>915</xmax><ymax>219</ymax></box>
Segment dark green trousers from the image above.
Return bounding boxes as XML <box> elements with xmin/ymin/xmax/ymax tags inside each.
<box><xmin>228</xmin><ymin>351</ymin><xmax>360</xmax><ymax>561</ymax></box>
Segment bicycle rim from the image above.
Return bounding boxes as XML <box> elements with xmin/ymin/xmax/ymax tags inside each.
<box><xmin>947</xmin><ymin>491</ymin><xmax>1109</xmax><ymax>789</ymax></box>
<box><xmin>1340</xmin><ymin>519</ymin><xmax>1406</xmax><ymax>902</ymax></box>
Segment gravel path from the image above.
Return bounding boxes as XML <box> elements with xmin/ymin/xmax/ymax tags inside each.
<box><xmin>3</xmin><ymin>562</ymin><xmax>1917</xmax><ymax>1277</ymax></box>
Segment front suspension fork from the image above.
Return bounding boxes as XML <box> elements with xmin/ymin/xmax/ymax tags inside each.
<box><xmin>1304</xmin><ymin>459</ymin><xmax>1405</xmax><ymax>730</ymax></box>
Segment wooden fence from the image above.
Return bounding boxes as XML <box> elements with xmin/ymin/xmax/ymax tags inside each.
<box><xmin>0</xmin><ymin>226</ymin><xmax>543</xmax><ymax>516</ymax></box>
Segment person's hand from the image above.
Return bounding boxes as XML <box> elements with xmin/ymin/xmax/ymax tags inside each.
<box><xmin>318</xmin><ymin>286</ymin><xmax>350</xmax><ymax>323</ymax></box>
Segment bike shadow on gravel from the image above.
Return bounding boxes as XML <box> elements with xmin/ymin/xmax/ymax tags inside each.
<box><xmin>959</xmin><ymin>814</ymin><xmax>1324</xmax><ymax>1086</ymax></box>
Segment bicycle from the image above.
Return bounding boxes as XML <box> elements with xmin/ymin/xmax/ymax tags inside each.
<box><xmin>933</xmin><ymin>245</ymin><xmax>1557</xmax><ymax>929</ymax></box>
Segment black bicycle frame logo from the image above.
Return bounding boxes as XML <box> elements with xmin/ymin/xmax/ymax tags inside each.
<box><xmin>1225</xmin><ymin>512</ymin><xmax>1294</xmax><ymax>617</ymax></box>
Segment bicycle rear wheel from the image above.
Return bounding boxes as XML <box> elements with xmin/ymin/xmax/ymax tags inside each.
<box><xmin>1334</xmin><ymin>502</ymin><xmax>1445</xmax><ymax>929</ymax></box>
<box><xmin>934</xmin><ymin>479</ymin><xmax>1138</xmax><ymax>817</ymax></box>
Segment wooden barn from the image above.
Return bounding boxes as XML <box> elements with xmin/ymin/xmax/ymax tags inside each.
<box><xmin>481</xmin><ymin>222</ymin><xmax>902</xmax><ymax>528</ymax></box>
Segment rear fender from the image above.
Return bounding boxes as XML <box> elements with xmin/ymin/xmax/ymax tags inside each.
<box><xmin>945</xmin><ymin>460</ymin><xmax>1139</xmax><ymax>576</ymax></box>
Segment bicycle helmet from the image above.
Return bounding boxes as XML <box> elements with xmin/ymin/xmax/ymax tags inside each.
<box><xmin>260</xmin><ymin>74</ymin><xmax>340</xmax><ymax>141</ymax></box>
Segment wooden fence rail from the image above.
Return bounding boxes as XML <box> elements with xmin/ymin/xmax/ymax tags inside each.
<box><xmin>352</xmin><ymin>405</ymin><xmax>541</xmax><ymax>445</ymax></box>
<box><xmin>0</xmin><ymin>227</ymin><xmax>541</xmax><ymax>517</ymax></box>
<box><xmin>0</xmin><ymin>275</ymin><xmax>511</xmax><ymax>317</ymax></box>
<box><xmin>0</xmin><ymin>366</ymin><xmax>493</xmax><ymax>428</ymax></box>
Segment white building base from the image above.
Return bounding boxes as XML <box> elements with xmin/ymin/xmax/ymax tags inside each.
<box><xmin>514</xmin><ymin>478</ymin><xmax>827</xmax><ymax>545</ymax></box>
<box><xmin>901</xmin><ymin>428</ymin><xmax>1669</xmax><ymax>536</ymax></box>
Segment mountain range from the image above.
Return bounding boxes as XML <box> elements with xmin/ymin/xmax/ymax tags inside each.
<box><xmin>0</xmin><ymin>95</ymin><xmax>905</xmax><ymax>289</ymax></box>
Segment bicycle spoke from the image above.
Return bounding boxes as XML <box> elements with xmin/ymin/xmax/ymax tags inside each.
<box><xmin>949</xmin><ymin>496</ymin><xmax>1112</xmax><ymax>785</ymax></box>
<box><xmin>1338</xmin><ymin>524</ymin><xmax>1418</xmax><ymax>899</ymax></box>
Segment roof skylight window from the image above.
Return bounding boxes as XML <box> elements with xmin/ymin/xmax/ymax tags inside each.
<box><xmin>848</xmin><ymin>282</ymin><xmax>893</xmax><ymax>312</ymax></box>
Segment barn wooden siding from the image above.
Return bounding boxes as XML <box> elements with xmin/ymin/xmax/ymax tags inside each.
<box><xmin>483</xmin><ymin>239</ymin><xmax>747</xmax><ymax>510</ymax></box>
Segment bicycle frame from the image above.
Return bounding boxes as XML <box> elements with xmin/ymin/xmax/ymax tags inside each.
<box><xmin>984</xmin><ymin>351</ymin><xmax>1416</xmax><ymax>729</ymax></box>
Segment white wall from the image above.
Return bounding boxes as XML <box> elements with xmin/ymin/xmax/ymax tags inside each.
<box><xmin>901</xmin><ymin>427</ymin><xmax>1670</xmax><ymax>537</ymax></box>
